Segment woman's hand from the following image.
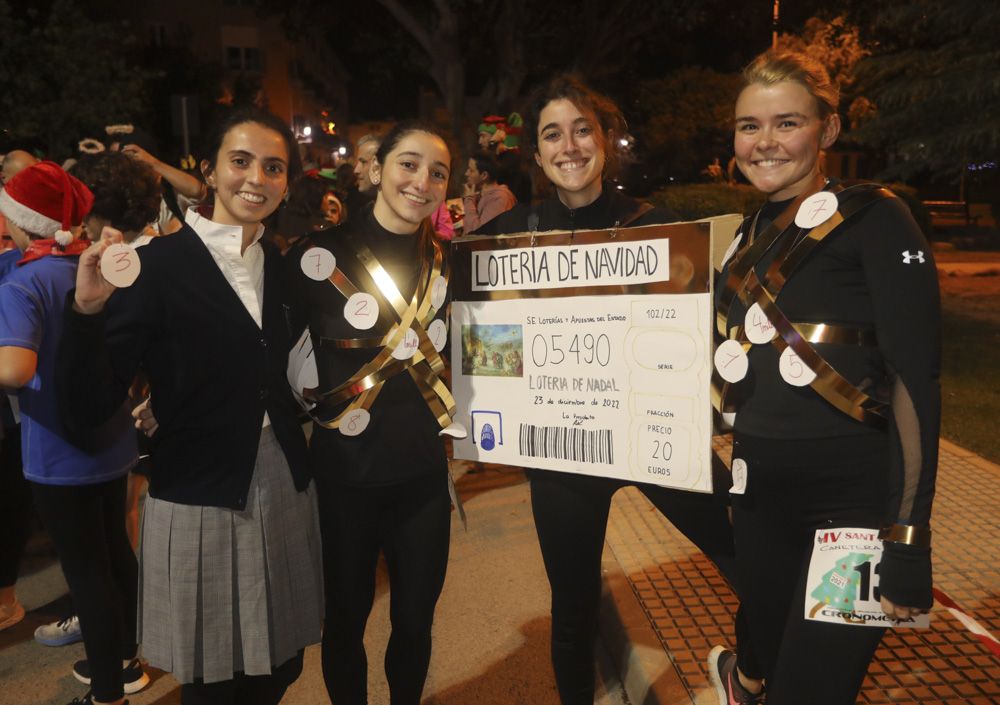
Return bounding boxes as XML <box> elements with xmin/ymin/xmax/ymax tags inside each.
<box><xmin>132</xmin><ymin>396</ymin><xmax>159</xmax><ymax>437</ymax></box>
<box><xmin>463</xmin><ymin>181</ymin><xmax>478</xmax><ymax>198</ymax></box>
<box><xmin>73</xmin><ymin>226</ymin><xmax>123</xmax><ymax>315</ymax></box>
<box><xmin>880</xmin><ymin>595</ymin><xmax>930</xmax><ymax>621</ymax></box>
<box><xmin>121</xmin><ymin>143</ymin><xmax>159</xmax><ymax>168</ymax></box>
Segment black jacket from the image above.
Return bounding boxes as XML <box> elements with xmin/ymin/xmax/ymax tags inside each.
<box><xmin>58</xmin><ymin>224</ymin><xmax>310</xmax><ymax>510</ymax></box>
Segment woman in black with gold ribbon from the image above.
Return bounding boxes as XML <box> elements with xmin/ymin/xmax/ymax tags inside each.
<box><xmin>708</xmin><ymin>50</ymin><xmax>940</xmax><ymax>705</ymax></box>
<box><xmin>288</xmin><ymin>122</ymin><xmax>457</xmax><ymax>705</ymax></box>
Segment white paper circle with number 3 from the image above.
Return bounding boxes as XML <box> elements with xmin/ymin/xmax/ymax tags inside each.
<box><xmin>428</xmin><ymin>319</ymin><xmax>448</xmax><ymax>352</ymax></box>
<box><xmin>794</xmin><ymin>191</ymin><xmax>838</xmax><ymax>229</ymax></box>
<box><xmin>300</xmin><ymin>247</ymin><xmax>336</xmax><ymax>281</ymax></box>
<box><xmin>339</xmin><ymin>408</ymin><xmax>370</xmax><ymax>437</ymax></box>
<box><xmin>100</xmin><ymin>244</ymin><xmax>141</xmax><ymax>288</ymax></box>
<box><xmin>779</xmin><ymin>346</ymin><xmax>817</xmax><ymax>386</ymax></box>
<box><xmin>714</xmin><ymin>339</ymin><xmax>749</xmax><ymax>383</ymax></box>
<box><xmin>344</xmin><ymin>292</ymin><xmax>378</xmax><ymax>330</ymax></box>
<box><xmin>430</xmin><ymin>276</ymin><xmax>447</xmax><ymax>310</ymax></box>
<box><xmin>744</xmin><ymin>303</ymin><xmax>777</xmax><ymax>344</ymax></box>
<box><xmin>391</xmin><ymin>327</ymin><xmax>421</xmax><ymax>360</ymax></box>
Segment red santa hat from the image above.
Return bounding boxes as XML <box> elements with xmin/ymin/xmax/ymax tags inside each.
<box><xmin>0</xmin><ymin>161</ymin><xmax>94</xmax><ymax>243</ymax></box>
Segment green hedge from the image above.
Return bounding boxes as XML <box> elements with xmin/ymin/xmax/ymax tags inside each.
<box><xmin>650</xmin><ymin>181</ymin><xmax>932</xmax><ymax>236</ymax></box>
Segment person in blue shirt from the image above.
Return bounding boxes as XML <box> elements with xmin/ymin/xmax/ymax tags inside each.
<box><xmin>0</xmin><ymin>161</ymin><xmax>141</xmax><ymax>705</ymax></box>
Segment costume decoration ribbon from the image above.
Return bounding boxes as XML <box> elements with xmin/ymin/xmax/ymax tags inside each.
<box><xmin>17</xmin><ymin>237</ymin><xmax>89</xmax><ymax>266</ymax></box>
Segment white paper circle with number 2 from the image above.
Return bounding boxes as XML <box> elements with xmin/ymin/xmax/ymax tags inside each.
<box><xmin>779</xmin><ymin>346</ymin><xmax>817</xmax><ymax>386</ymax></box>
<box><xmin>744</xmin><ymin>303</ymin><xmax>777</xmax><ymax>344</ymax></box>
<box><xmin>339</xmin><ymin>408</ymin><xmax>370</xmax><ymax>437</ymax></box>
<box><xmin>300</xmin><ymin>247</ymin><xmax>336</xmax><ymax>281</ymax></box>
<box><xmin>344</xmin><ymin>292</ymin><xmax>378</xmax><ymax>330</ymax></box>
<box><xmin>794</xmin><ymin>191</ymin><xmax>838</xmax><ymax>229</ymax></box>
<box><xmin>101</xmin><ymin>244</ymin><xmax>141</xmax><ymax>288</ymax></box>
<box><xmin>714</xmin><ymin>339</ymin><xmax>749</xmax><ymax>383</ymax></box>
<box><xmin>391</xmin><ymin>327</ymin><xmax>421</xmax><ymax>360</ymax></box>
<box><xmin>428</xmin><ymin>319</ymin><xmax>448</xmax><ymax>352</ymax></box>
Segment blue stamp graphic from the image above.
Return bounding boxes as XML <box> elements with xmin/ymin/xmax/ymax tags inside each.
<box><xmin>471</xmin><ymin>410</ymin><xmax>503</xmax><ymax>452</ymax></box>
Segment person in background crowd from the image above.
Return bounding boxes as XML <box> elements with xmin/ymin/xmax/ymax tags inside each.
<box><xmin>1</xmin><ymin>149</ymin><xmax>39</xmax><ymax>185</ymax></box>
<box><xmin>461</xmin><ymin>152</ymin><xmax>517</xmax><ymax>232</ymax></box>
<box><xmin>60</xmin><ymin>108</ymin><xmax>323</xmax><ymax>705</ymax></box>
<box><xmin>0</xmin><ymin>161</ymin><xmax>143</xmax><ymax>705</ymax></box>
<box><xmin>707</xmin><ymin>49</ymin><xmax>940</xmax><ymax>705</ymax></box>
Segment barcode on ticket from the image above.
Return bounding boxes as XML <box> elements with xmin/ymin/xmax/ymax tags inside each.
<box><xmin>518</xmin><ymin>424</ymin><xmax>614</xmax><ymax>464</ymax></box>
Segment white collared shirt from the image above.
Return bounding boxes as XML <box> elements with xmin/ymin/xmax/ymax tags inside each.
<box><xmin>185</xmin><ymin>209</ymin><xmax>270</xmax><ymax>426</ymax></box>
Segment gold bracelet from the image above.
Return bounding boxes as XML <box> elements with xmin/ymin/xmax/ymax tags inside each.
<box><xmin>878</xmin><ymin>524</ymin><xmax>932</xmax><ymax>548</ymax></box>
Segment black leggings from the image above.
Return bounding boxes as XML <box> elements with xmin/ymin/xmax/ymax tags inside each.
<box><xmin>528</xmin><ymin>463</ymin><xmax>745</xmax><ymax>705</ymax></box>
<box><xmin>316</xmin><ymin>471</ymin><xmax>451</xmax><ymax>705</ymax></box>
<box><xmin>731</xmin><ymin>432</ymin><xmax>889</xmax><ymax>705</ymax></box>
<box><xmin>180</xmin><ymin>650</ymin><xmax>304</xmax><ymax>705</ymax></box>
<box><xmin>0</xmin><ymin>426</ymin><xmax>32</xmax><ymax>588</ymax></box>
<box><xmin>31</xmin><ymin>475</ymin><xmax>138</xmax><ymax>703</ymax></box>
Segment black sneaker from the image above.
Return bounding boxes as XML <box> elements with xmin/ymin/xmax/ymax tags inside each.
<box><xmin>72</xmin><ymin>657</ymin><xmax>149</xmax><ymax>694</ymax></box>
<box><xmin>66</xmin><ymin>693</ymin><xmax>130</xmax><ymax>705</ymax></box>
<box><xmin>707</xmin><ymin>645</ymin><xmax>765</xmax><ymax>705</ymax></box>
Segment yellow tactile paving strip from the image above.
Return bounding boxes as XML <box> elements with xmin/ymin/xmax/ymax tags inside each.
<box><xmin>606</xmin><ymin>436</ymin><xmax>1000</xmax><ymax>704</ymax></box>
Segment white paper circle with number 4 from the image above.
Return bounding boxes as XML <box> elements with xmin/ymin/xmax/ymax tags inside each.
<box><xmin>300</xmin><ymin>247</ymin><xmax>336</xmax><ymax>281</ymax></box>
<box><xmin>101</xmin><ymin>244</ymin><xmax>141</xmax><ymax>288</ymax></box>
<box><xmin>428</xmin><ymin>319</ymin><xmax>448</xmax><ymax>352</ymax></box>
<box><xmin>794</xmin><ymin>191</ymin><xmax>838</xmax><ymax>229</ymax></box>
<box><xmin>430</xmin><ymin>276</ymin><xmax>447</xmax><ymax>310</ymax></box>
<box><xmin>779</xmin><ymin>346</ymin><xmax>817</xmax><ymax>387</ymax></box>
<box><xmin>339</xmin><ymin>408</ymin><xmax>370</xmax><ymax>437</ymax></box>
<box><xmin>344</xmin><ymin>292</ymin><xmax>378</xmax><ymax>330</ymax></box>
<box><xmin>714</xmin><ymin>339</ymin><xmax>749</xmax><ymax>383</ymax></box>
<box><xmin>744</xmin><ymin>303</ymin><xmax>777</xmax><ymax>344</ymax></box>
<box><xmin>391</xmin><ymin>327</ymin><xmax>421</xmax><ymax>360</ymax></box>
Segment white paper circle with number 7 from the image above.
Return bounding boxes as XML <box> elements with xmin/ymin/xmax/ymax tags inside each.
<box><xmin>339</xmin><ymin>408</ymin><xmax>371</xmax><ymax>437</ymax></box>
<box><xmin>344</xmin><ymin>292</ymin><xmax>378</xmax><ymax>330</ymax></box>
<box><xmin>430</xmin><ymin>276</ymin><xmax>448</xmax><ymax>310</ymax></box>
<box><xmin>779</xmin><ymin>346</ymin><xmax>817</xmax><ymax>386</ymax></box>
<box><xmin>714</xmin><ymin>339</ymin><xmax>749</xmax><ymax>383</ymax></box>
<box><xmin>794</xmin><ymin>191</ymin><xmax>838</xmax><ymax>229</ymax></box>
<box><xmin>428</xmin><ymin>319</ymin><xmax>448</xmax><ymax>352</ymax></box>
<box><xmin>100</xmin><ymin>244</ymin><xmax>141</xmax><ymax>288</ymax></box>
<box><xmin>744</xmin><ymin>303</ymin><xmax>777</xmax><ymax>344</ymax></box>
<box><xmin>300</xmin><ymin>247</ymin><xmax>336</xmax><ymax>281</ymax></box>
<box><xmin>391</xmin><ymin>327</ymin><xmax>421</xmax><ymax>360</ymax></box>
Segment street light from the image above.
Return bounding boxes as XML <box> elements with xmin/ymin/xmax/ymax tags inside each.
<box><xmin>303</xmin><ymin>126</ymin><xmax>312</xmax><ymax>137</ymax></box>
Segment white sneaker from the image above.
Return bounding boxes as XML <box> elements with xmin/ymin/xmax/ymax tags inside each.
<box><xmin>34</xmin><ymin>614</ymin><xmax>83</xmax><ymax>646</ymax></box>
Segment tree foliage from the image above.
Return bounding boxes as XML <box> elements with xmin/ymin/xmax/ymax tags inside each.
<box><xmin>849</xmin><ymin>1</ymin><xmax>1000</xmax><ymax>180</ymax></box>
<box><xmin>0</xmin><ymin>0</ymin><xmax>156</xmax><ymax>159</ymax></box>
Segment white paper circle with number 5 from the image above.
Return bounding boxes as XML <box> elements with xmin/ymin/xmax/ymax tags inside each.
<box><xmin>428</xmin><ymin>319</ymin><xmax>448</xmax><ymax>352</ymax></box>
<box><xmin>300</xmin><ymin>247</ymin><xmax>336</xmax><ymax>281</ymax></box>
<box><xmin>339</xmin><ymin>408</ymin><xmax>370</xmax><ymax>437</ymax></box>
<box><xmin>794</xmin><ymin>191</ymin><xmax>838</xmax><ymax>229</ymax></box>
<box><xmin>744</xmin><ymin>303</ymin><xmax>777</xmax><ymax>344</ymax></box>
<box><xmin>714</xmin><ymin>339</ymin><xmax>749</xmax><ymax>384</ymax></box>
<box><xmin>391</xmin><ymin>327</ymin><xmax>421</xmax><ymax>360</ymax></box>
<box><xmin>344</xmin><ymin>292</ymin><xmax>378</xmax><ymax>330</ymax></box>
<box><xmin>100</xmin><ymin>244</ymin><xmax>141</xmax><ymax>288</ymax></box>
<box><xmin>779</xmin><ymin>346</ymin><xmax>817</xmax><ymax>386</ymax></box>
<box><xmin>430</xmin><ymin>276</ymin><xmax>447</xmax><ymax>310</ymax></box>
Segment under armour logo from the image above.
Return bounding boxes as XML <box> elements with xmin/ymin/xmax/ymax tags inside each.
<box><xmin>902</xmin><ymin>250</ymin><xmax>925</xmax><ymax>264</ymax></box>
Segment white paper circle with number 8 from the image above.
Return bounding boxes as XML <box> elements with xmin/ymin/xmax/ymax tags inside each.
<box><xmin>431</xmin><ymin>276</ymin><xmax>447</xmax><ymax>310</ymax></box>
<box><xmin>344</xmin><ymin>292</ymin><xmax>378</xmax><ymax>330</ymax></box>
<box><xmin>794</xmin><ymin>191</ymin><xmax>838</xmax><ymax>229</ymax></box>
<box><xmin>744</xmin><ymin>303</ymin><xmax>777</xmax><ymax>344</ymax></box>
<box><xmin>339</xmin><ymin>408</ymin><xmax>370</xmax><ymax>437</ymax></box>
<box><xmin>428</xmin><ymin>319</ymin><xmax>448</xmax><ymax>352</ymax></box>
<box><xmin>100</xmin><ymin>244</ymin><xmax>141</xmax><ymax>288</ymax></box>
<box><xmin>391</xmin><ymin>327</ymin><xmax>421</xmax><ymax>360</ymax></box>
<box><xmin>779</xmin><ymin>346</ymin><xmax>817</xmax><ymax>386</ymax></box>
<box><xmin>714</xmin><ymin>339</ymin><xmax>749</xmax><ymax>383</ymax></box>
<box><xmin>300</xmin><ymin>247</ymin><xmax>336</xmax><ymax>281</ymax></box>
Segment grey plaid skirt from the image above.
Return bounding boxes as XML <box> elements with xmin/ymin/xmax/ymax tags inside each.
<box><xmin>137</xmin><ymin>427</ymin><xmax>323</xmax><ymax>684</ymax></box>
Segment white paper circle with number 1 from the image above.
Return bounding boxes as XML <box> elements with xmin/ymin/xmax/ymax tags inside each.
<box><xmin>391</xmin><ymin>327</ymin><xmax>421</xmax><ymax>360</ymax></box>
<box><xmin>431</xmin><ymin>276</ymin><xmax>447</xmax><ymax>310</ymax></box>
<box><xmin>100</xmin><ymin>244</ymin><xmax>141</xmax><ymax>288</ymax></box>
<box><xmin>744</xmin><ymin>303</ymin><xmax>777</xmax><ymax>344</ymax></box>
<box><xmin>300</xmin><ymin>247</ymin><xmax>336</xmax><ymax>281</ymax></box>
<box><xmin>794</xmin><ymin>191</ymin><xmax>838</xmax><ymax>229</ymax></box>
<box><xmin>714</xmin><ymin>339</ymin><xmax>749</xmax><ymax>384</ymax></box>
<box><xmin>779</xmin><ymin>346</ymin><xmax>817</xmax><ymax>386</ymax></box>
<box><xmin>428</xmin><ymin>319</ymin><xmax>448</xmax><ymax>352</ymax></box>
<box><xmin>344</xmin><ymin>292</ymin><xmax>378</xmax><ymax>330</ymax></box>
<box><xmin>339</xmin><ymin>408</ymin><xmax>370</xmax><ymax>437</ymax></box>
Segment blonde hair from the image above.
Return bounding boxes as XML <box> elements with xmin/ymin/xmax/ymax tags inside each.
<box><xmin>741</xmin><ymin>50</ymin><xmax>839</xmax><ymax>119</ymax></box>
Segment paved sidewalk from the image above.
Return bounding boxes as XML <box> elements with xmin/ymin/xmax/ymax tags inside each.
<box><xmin>602</xmin><ymin>436</ymin><xmax>1000</xmax><ymax>705</ymax></box>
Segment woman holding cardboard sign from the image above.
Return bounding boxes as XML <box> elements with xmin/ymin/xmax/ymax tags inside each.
<box><xmin>709</xmin><ymin>50</ymin><xmax>940</xmax><ymax>705</ymax></box>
